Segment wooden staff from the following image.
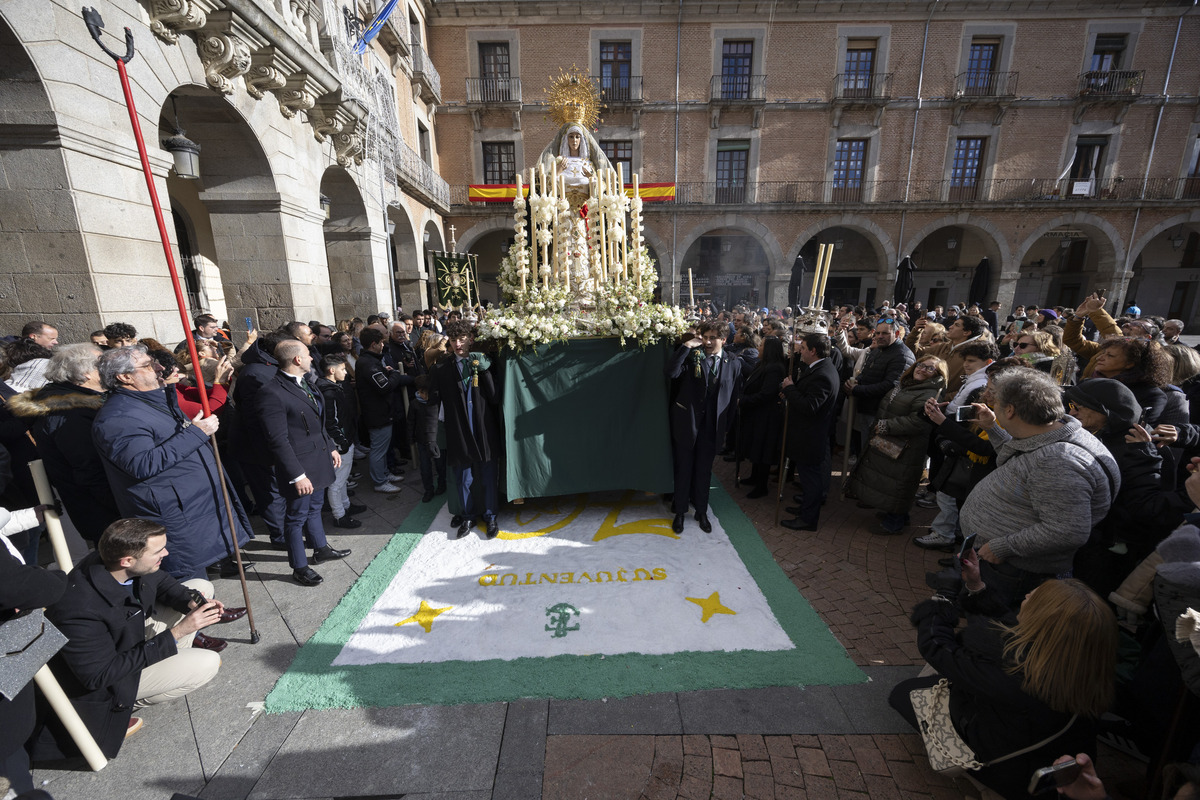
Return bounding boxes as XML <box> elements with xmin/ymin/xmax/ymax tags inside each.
<box><xmin>29</xmin><ymin>460</ymin><xmax>72</xmax><ymax>572</ymax></box>
<box><xmin>774</xmin><ymin>311</ymin><xmax>800</xmax><ymax>525</ymax></box>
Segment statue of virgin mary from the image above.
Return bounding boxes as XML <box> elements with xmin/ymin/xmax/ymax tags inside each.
<box><xmin>538</xmin><ymin>121</ymin><xmax>612</xmax><ymax>207</ymax></box>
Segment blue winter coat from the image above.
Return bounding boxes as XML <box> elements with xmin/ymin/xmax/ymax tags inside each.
<box><xmin>91</xmin><ymin>387</ymin><xmax>251</xmax><ymax>579</ymax></box>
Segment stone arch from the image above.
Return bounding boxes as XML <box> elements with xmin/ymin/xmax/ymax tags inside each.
<box><xmin>676</xmin><ymin>214</ymin><xmax>786</xmax><ymax>279</ymax></box>
<box><xmin>1130</xmin><ymin>210</ymin><xmax>1200</xmax><ymax>260</ymax></box>
<box><xmin>784</xmin><ymin>214</ymin><xmax>897</xmax><ymax>283</ymax></box>
<box><xmin>457</xmin><ymin>216</ymin><xmax>512</xmax><ymax>255</ymax></box>
<box><xmin>0</xmin><ymin>13</ymin><xmax>95</xmax><ymax>340</ymax></box>
<box><xmin>321</xmin><ymin>166</ymin><xmax>371</xmax><ymax>321</ymax></box>
<box><xmin>901</xmin><ymin>214</ymin><xmax>1011</xmax><ymax>268</ymax></box>
<box><xmin>387</xmin><ymin>201</ymin><xmax>420</xmax><ymax>313</ymax></box>
<box><xmin>641</xmin><ymin>226</ymin><xmax>669</xmax><ymax>281</ymax></box>
<box><xmin>1014</xmin><ymin>212</ymin><xmax>1125</xmax><ymax>274</ymax></box>
<box><xmin>1013</xmin><ymin>212</ymin><xmax>1125</xmax><ymax>311</ymax></box>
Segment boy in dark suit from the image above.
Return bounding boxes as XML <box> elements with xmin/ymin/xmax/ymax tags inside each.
<box><xmin>666</xmin><ymin>320</ymin><xmax>743</xmax><ymax>533</ymax></box>
<box><xmin>780</xmin><ymin>331</ymin><xmax>840</xmax><ymax>531</ymax></box>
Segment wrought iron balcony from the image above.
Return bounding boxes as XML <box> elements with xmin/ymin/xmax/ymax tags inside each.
<box><xmin>411</xmin><ymin>43</ymin><xmax>441</xmax><ymax>104</ymax></box>
<box><xmin>710</xmin><ymin>74</ymin><xmax>766</xmax><ymax>103</ymax></box>
<box><xmin>1077</xmin><ymin>69</ymin><xmax>1144</xmax><ymax>98</ymax></box>
<box><xmin>591</xmin><ymin>75</ymin><xmax>643</xmax><ymax>106</ymax></box>
<box><xmin>834</xmin><ymin>72</ymin><xmax>893</xmax><ymax>101</ymax></box>
<box><xmin>395</xmin><ymin>139</ymin><xmax>449</xmax><ymax>212</ymax></box>
<box><xmin>465</xmin><ymin>76</ymin><xmax>522</xmax><ymax>104</ymax></box>
<box><xmin>954</xmin><ymin>70</ymin><xmax>1018</xmax><ymax>98</ymax></box>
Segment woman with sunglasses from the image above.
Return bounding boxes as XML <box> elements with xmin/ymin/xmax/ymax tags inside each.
<box><xmin>849</xmin><ymin>356</ymin><xmax>948</xmax><ymax>534</ymax></box>
<box><xmin>1011</xmin><ymin>330</ymin><xmax>1059</xmax><ymax>375</ymax></box>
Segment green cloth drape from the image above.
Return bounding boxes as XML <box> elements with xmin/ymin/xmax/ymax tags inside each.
<box><xmin>502</xmin><ymin>338</ymin><xmax>674</xmax><ymax>499</ymax></box>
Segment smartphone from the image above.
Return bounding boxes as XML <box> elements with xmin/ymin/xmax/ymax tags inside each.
<box><xmin>955</xmin><ymin>405</ymin><xmax>977</xmax><ymax>423</ymax></box>
<box><xmin>1028</xmin><ymin>759</ymin><xmax>1082</xmax><ymax>795</ymax></box>
<box><xmin>245</xmin><ymin>316</ymin><xmax>254</xmax><ymax>331</ymax></box>
<box><xmin>1012</xmin><ymin>320</ymin><xmax>1025</xmax><ymax>332</ymax></box>
<box><xmin>1140</xmin><ymin>407</ymin><xmax>1154</xmax><ymax>425</ymax></box>
<box><xmin>958</xmin><ymin>533</ymin><xmax>978</xmax><ymax>560</ymax></box>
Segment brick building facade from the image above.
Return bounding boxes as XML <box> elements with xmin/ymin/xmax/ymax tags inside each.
<box><xmin>431</xmin><ymin>0</ymin><xmax>1200</xmax><ymax>325</ymax></box>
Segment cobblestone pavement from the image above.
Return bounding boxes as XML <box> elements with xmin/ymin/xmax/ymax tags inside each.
<box><xmin>539</xmin><ymin>456</ymin><xmax>1148</xmax><ymax>800</ymax></box>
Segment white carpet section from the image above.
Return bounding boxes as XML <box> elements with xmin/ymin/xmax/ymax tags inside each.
<box><xmin>332</xmin><ymin>493</ymin><xmax>795</xmax><ymax>665</ymax></box>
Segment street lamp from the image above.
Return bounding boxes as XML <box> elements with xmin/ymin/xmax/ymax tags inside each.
<box><xmin>319</xmin><ymin>193</ymin><xmax>332</xmax><ymax>220</ymax></box>
<box><xmin>162</xmin><ymin>98</ymin><xmax>200</xmax><ymax>179</ymax></box>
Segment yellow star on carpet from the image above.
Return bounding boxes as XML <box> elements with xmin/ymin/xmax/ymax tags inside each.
<box><xmin>394</xmin><ymin>600</ymin><xmax>451</xmax><ymax>633</ymax></box>
<box><xmin>686</xmin><ymin>591</ymin><xmax>736</xmax><ymax>623</ymax></box>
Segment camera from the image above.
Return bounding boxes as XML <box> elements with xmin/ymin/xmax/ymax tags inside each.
<box><xmin>186</xmin><ymin>588</ymin><xmax>208</xmax><ymax>607</ymax></box>
<box><xmin>955</xmin><ymin>405</ymin><xmax>977</xmax><ymax>423</ymax></box>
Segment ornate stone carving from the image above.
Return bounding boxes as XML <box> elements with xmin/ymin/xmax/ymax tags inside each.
<box><xmin>147</xmin><ymin>0</ymin><xmax>206</xmax><ymax>43</ymax></box>
<box><xmin>279</xmin><ymin>88</ymin><xmax>317</xmax><ymax>118</ymax></box>
<box><xmin>333</xmin><ymin>131</ymin><xmax>363</xmax><ymax>166</ymax></box>
<box><xmin>199</xmin><ymin>31</ymin><xmax>252</xmax><ymax>94</ymax></box>
<box><xmin>246</xmin><ymin>58</ymin><xmax>287</xmax><ymax>99</ymax></box>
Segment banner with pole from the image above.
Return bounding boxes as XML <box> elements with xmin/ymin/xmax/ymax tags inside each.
<box><xmin>432</xmin><ymin>251</ymin><xmax>479</xmax><ymax>310</ymax></box>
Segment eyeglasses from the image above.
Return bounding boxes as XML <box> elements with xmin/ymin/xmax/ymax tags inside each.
<box><xmin>131</xmin><ymin>361</ymin><xmax>162</xmax><ymax>372</ymax></box>
<box><xmin>914</xmin><ymin>363</ymin><xmax>937</xmax><ymax>372</ymax></box>
<box><xmin>1014</xmin><ymin>342</ymin><xmax>1037</xmax><ymax>349</ymax></box>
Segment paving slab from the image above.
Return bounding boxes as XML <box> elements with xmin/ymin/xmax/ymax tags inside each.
<box><xmin>542</xmin><ymin>734</ymin><xmax>656</xmax><ymax>800</ymax></box>
<box><xmin>246</xmin><ymin>703</ymin><xmax>506</xmax><ymax>799</ymax></box>
<box><xmin>832</xmin><ymin>665</ymin><xmax>925</xmax><ymax>734</ymax></box>
<box><xmin>548</xmin><ymin>692</ymin><xmax>682</xmax><ymax>735</ymax></box>
<box><xmin>198</xmin><ymin>711</ymin><xmax>303</xmax><ymax>800</ymax></box>
<box><xmin>677</xmin><ymin>685</ymin><xmax>856</xmax><ymax>734</ymax></box>
<box><xmin>493</xmin><ymin>698</ymin><xmax>548</xmax><ymax>799</ymax></box>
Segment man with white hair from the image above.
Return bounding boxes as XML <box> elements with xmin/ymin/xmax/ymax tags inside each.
<box><xmin>1163</xmin><ymin>319</ymin><xmax>1185</xmax><ymax>345</ymax></box>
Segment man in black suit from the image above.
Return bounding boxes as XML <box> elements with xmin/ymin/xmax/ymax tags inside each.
<box><xmin>427</xmin><ymin>320</ymin><xmax>502</xmax><ymax>539</ymax></box>
<box><xmin>780</xmin><ymin>331</ymin><xmax>840</xmax><ymax>531</ymax></box>
<box><xmin>666</xmin><ymin>319</ymin><xmax>743</xmax><ymax>534</ymax></box>
<box><xmin>257</xmin><ymin>339</ymin><xmax>350</xmax><ymax>586</ymax></box>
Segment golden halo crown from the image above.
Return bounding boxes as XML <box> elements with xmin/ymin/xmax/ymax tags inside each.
<box><xmin>545</xmin><ymin>66</ymin><xmax>602</xmax><ymax>129</ymax></box>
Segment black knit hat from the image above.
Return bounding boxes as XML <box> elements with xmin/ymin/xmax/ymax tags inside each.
<box><xmin>1063</xmin><ymin>378</ymin><xmax>1141</xmax><ymax>428</ymax></box>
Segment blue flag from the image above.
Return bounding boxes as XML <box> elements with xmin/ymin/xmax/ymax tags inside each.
<box><xmin>352</xmin><ymin>0</ymin><xmax>401</xmax><ymax>55</ymax></box>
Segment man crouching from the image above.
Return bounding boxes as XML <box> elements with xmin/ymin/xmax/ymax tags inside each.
<box><xmin>33</xmin><ymin>518</ymin><xmax>231</xmax><ymax>760</ymax></box>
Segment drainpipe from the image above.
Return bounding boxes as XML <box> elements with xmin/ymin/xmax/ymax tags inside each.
<box><xmin>896</xmin><ymin>0</ymin><xmax>940</xmax><ymax>259</ymax></box>
<box><xmin>672</xmin><ymin>0</ymin><xmax>682</xmax><ymax>304</ymax></box>
<box><xmin>1116</xmin><ymin>0</ymin><xmax>1194</xmax><ymax>313</ymax></box>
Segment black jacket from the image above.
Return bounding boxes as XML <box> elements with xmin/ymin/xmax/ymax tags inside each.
<box><xmin>315</xmin><ymin>376</ymin><xmax>357</xmax><ymax>454</ymax></box>
<box><xmin>35</xmin><ymin>551</ymin><xmax>193</xmax><ymax>760</ymax></box>
<box><xmin>666</xmin><ymin>345</ymin><xmax>743</xmax><ymax>446</ymax></box>
<box><xmin>427</xmin><ymin>354</ymin><xmax>502</xmax><ymax>468</ymax></box>
<box><xmin>356</xmin><ymin>350</ymin><xmax>410</xmax><ymax>429</ymax></box>
<box><xmin>736</xmin><ymin>360</ymin><xmax>785</xmax><ymax>465</ymax></box>
<box><xmin>229</xmin><ymin>341</ymin><xmax>279</xmax><ymax>466</ymax></box>
<box><xmin>257</xmin><ymin>372</ymin><xmax>337</xmax><ymax>492</ymax></box>
<box><xmin>8</xmin><ymin>382</ymin><xmax>119</xmax><ymax>542</ymax></box>
<box><xmin>851</xmin><ymin>340</ymin><xmax>915</xmax><ymax>415</ymax></box>
<box><xmin>782</xmin><ymin>358</ymin><xmax>839</xmax><ymax>465</ymax></box>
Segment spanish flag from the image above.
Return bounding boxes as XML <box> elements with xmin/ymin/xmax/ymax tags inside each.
<box><xmin>468</xmin><ymin>183</ymin><xmax>675</xmax><ymax>203</ymax></box>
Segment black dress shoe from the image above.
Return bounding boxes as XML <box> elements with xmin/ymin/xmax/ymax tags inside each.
<box><xmin>486</xmin><ymin>517</ymin><xmax>499</xmax><ymax>538</ymax></box>
<box><xmin>672</xmin><ymin>513</ymin><xmax>685</xmax><ymax>534</ymax></box>
<box><xmin>746</xmin><ymin>487</ymin><xmax>767</xmax><ymax>499</ymax></box>
<box><xmin>422</xmin><ymin>490</ymin><xmax>434</xmax><ymax>503</ymax></box>
<box><xmin>347</xmin><ymin>502</ymin><xmax>368</xmax><ymax>515</ymax></box>
<box><xmin>450</xmin><ymin>514</ymin><xmax>463</xmax><ymax>528</ymax></box>
<box><xmin>456</xmin><ymin>519</ymin><xmax>473</xmax><ymax>538</ymax></box>
<box><xmin>312</xmin><ymin>545</ymin><xmax>351</xmax><ymax>563</ymax></box>
<box><xmin>215</xmin><ymin>557</ymin><xmax>254</xmax><ymax>577</ymax></box>
<box><xmin>695</xmin><ymin>512</ymin><xmax>712</xmax><ymax>533</ymax></box>
<box><xmin>780</xmin><ymin>518</ymin><xmax>818</xmax><ymax>532</ymax></box>
<box><xmin>784</xmin><ymin>506</ymin><xmax>804</xmax><ymax>516</ymax></box>
<box><xmin>192</xmin><ymin>631</ymin><xmax>228</xmax><ymax>652</ymax></box>
<box><xmin>293</xmin><ymin>566</ymin><xmax>323</xmax><ymax>586</ymax></box>
<box><xmin>332</xmin><ymin>516</ymin><xmax>362</xmax><ymax>529</ymax></box>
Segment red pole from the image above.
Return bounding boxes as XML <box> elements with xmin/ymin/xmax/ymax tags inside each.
<box><xmin>86</xmin><ymin>9</ymin><xmax>259</xmax><ymax>642</ymax></box>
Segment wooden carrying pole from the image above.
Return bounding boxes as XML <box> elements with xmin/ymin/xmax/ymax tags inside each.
<box><xmin>29</xmin><ymin>460</ymin><xmax>72</xmax><ymax>572</ymax></box>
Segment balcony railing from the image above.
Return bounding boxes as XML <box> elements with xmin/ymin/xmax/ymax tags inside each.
<box><xmin>710</xmin><ymin>74</ymin><xmax>766</xmax><ymax>103</ymax></box>
<box><xmin>396</xmin><ymin>140</ymin><xmax>449</xmax><ymax>211</ymax></box>
<box><xmin>448</xmin><ymin>177</ymin><xmax>1200</xmax><ymax>207</ymax></box>
<box><xmin>465</xmin><ymin>77</ymin><xmax>522</xmax><ymax>104</ymax></box>
<box><xmin>1078</xmin><ymin>69</ymin><xmax>1144</xmax><ymax>98</ymax></box>
<box><xmin>591</xmin><ymin>75</ymin><xmax>643</xmax><ymax>105</ymax></box>
<box><xmin>955</xmin><ymin>70</ymin><xmax>1018</xmax><ymax>98</ymax></box>
<box><xmin>834</xmin><ymin>72</ymin><xmax>893</xmax><ymax>100</ymax></box>
<box><xmin>411</xmin><ymin>43</ymin><xmax>442</xmax><ymax>104</ymax></box>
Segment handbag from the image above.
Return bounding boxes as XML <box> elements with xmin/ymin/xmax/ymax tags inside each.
<box><xmin>930</xmin><ymin>453</ymin><xmax>978</xmax><ymax>499</ymax></box>
<box><xmin>868</xmin><ymin>433</ymin><xmax>907</xmax><ymax>460</ymax></box>
<box><xmin>909</xmin><ymin>678</ymin><xmax>1078</xmax><ymax>774</ymax></box>
<box><xmin>0</xmin><ymin>609</ymin><xmax>68</xmax><ymax>701</ymax></box>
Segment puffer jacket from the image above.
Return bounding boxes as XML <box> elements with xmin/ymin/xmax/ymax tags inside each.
<box><xmin>8</xmin><ymin>382</ymin><xmax>119</xmax><ymax>543</ymax></box>
<box><xmin>850</xmin><ymin>372</ymin><xmax>945</xmax><ymax>514</ymax></box>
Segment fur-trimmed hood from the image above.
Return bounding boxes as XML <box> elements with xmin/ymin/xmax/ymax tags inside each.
<box><xmin>7</xmin><ymin>381</ymin><xmax>106</xmax><ymax>419</ymax></box>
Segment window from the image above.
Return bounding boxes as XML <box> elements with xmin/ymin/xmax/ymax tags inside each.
<box><xmin>843</xmin><ymin>39</ymin><xmax>877</xmax><ymax>98</ymax></box>
<box><xmin>600</xmin><ymin>41</ymin><xmax>633</xmax><ymax>102</ymax></box>
<box><xmin>1067</xmin><ymin>137</ymin><xmax>1107</xmax><ymax>196</ymax></box>
<box><xmin>601</xmin><ymin>140</ymin><xmax>633</xmax><ymax>178</ymax></box>
<box><xmin>1185</xmin><ymin>138</ymin><xmax>1200</xmax><ymax>199</ymax></box>
<box><xmin>482</xmin><ymin>142</ymin><xmax>515</xmax><ymax>185</ymax></box>
<box><xmin>715</xmin><ymin>140</ymin><xmax>749</xmax><ymax>203</ymax></box>
<box><xmin>720</xmin><ymin>40</ymin><xmax>753</xmax><ymax>100</ymax></box>
<box><xmin>832</xmin><ymin>139</ymin><xmax>867</xmax><ymax>202</ymax></box>
<box><xmin>964</xmin><ymin>37</ymin><xmax>1000</xmax><ymax>95</ymax></box>
<box><xmin>478</xmin><ymin>42</ymin><xmax>511</xmax><ymax>101</ymax></box>
<box><xmin>950</xmin><ymin>138</ymin><xmax>986</xmax><ymax>201</ymax></box>
<box><xmin>1090</xmin><ymin>34</ymin><xmax>1127</xmax><ymax>72</ymax></box>
<box><xmin>418</xmin><ymin>122</ymin><xmax>432</xmax><ymax>165</ymax></box>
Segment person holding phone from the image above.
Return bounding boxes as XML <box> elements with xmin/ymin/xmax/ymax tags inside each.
<box><xmin>889</xmin><ymin>546</ymin><xmax>1118</xmax><ymax>799</ymax></box>
<box><xmin>1062</xmin><ymin>293</ymin><xmax>1123</xmax><ymax>380</ymax></box>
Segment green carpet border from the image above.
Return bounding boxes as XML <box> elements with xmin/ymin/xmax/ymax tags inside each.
<box><xmin>264</xmin><ymin>482</ymin><xmax>866</xmax><ymax>713</ymax></box>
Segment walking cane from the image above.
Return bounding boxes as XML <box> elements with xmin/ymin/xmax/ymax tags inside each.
<box><xmin>83</xmin><ymin>8</ymin><xmax>260</xmax><ymax>644</ymax></box>
<box><xmin>773</xmin><ymin>308</ymin><xmax>799</xmax><ymax>526</ymax></box>
<box><xmin>840</xmin><ymin>395</ymin><xmax>856</xmax><ymax>497</ymax></box>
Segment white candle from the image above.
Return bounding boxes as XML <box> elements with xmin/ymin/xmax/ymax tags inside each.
<box><xmin>688</xmin><ymin>268</ymin><xmax>695</xmax><ymax>307</ymax></box>
<box><xmin>516</xmin><ymin>172</ymin><xmax>526</xmax><ymax>294</ymax></box>
<box><xmin>810</xmin><ymin>244</ymin><xmax>824</xmax><ymax>307</ymax></box>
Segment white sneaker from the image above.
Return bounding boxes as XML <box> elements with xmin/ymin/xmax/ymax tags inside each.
<box><xmin>913</xmin><ymin>531</ymin><xmax>956</xmax><ymax>551</ymax></box>
<box><xmin>374</xmin><ymin>482</ymin><xmax>402</xmax><ymax>494</ymax></box>
<box><xmin>383</xmin><ymin>472</ymin><xmax>405</xmax><ymax>482</ymax></box>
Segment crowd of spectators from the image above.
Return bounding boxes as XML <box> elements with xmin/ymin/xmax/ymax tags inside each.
<box><xmin>2</xmin><ymin>293</ymin><xmax>1200</xmax><ymax>799</ymax></box>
